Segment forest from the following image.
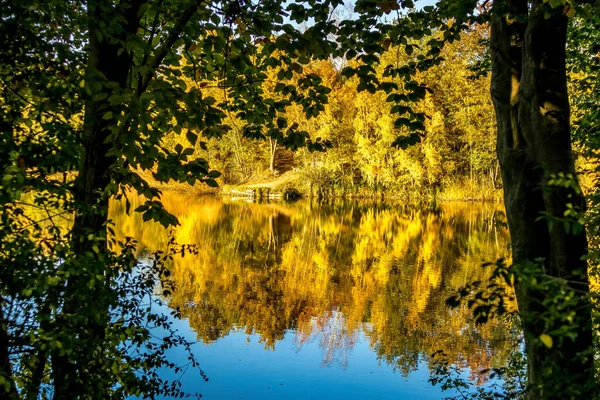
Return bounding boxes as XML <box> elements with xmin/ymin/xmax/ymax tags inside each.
<box><xmin>1</xmin><ymin>0</ymin><xmax>600</xmax><ymax>399</ymax></box>
<box><xmin>159</xmin><ymin>24</ymin><xmax>500</xmax><ymax>200</ymax></box>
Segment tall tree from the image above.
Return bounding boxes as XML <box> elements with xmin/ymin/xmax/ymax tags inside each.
<box><xmin>1</xmin><ymin>0</ymin><xmax>339</xmax><ymax>398</ymax></box>
<box><xmin>490</xmin><ymin>0</ymin><xmax>594</xmax><ymax>396</ymax></box>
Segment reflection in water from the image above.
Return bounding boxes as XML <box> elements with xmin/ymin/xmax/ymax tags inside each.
<box><xmin>110</xmin><ymin>194</ymin><xmax>515</xmax><ymax>389</ymax></box>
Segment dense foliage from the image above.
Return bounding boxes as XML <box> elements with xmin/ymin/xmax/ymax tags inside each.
<box><xmin>161</xmin><ymin>25</ymin><xmax>499</xmax><ymax>200</ymax></box>
<box><xmin>1</xmin><ymin>0</ymin><xmax>600</xmax><ymax>398</ymax></box>
<box><xmin>0</xmin><ymin>0</ymin><xmax>452</xmax><ymax>398</ymax></box>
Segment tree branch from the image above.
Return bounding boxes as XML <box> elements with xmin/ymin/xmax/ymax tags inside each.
<box><xmin>137</xmin><ymin>2</ymin><xmax>200</xmax><ymax>96</ymax></box>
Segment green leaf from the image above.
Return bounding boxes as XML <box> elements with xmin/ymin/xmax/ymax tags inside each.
<box><xmin>548</xmin><ymin>0</ymin><xmax>563</xmax><ymax>8</ymax></box>
<box><xmin>205</xmin><ymin>179</ymin><xmax>219</xmax><ymax>188</ymax></box>
<box><xmin>186</xmin><ymin>131</ymin><xmax>198</xmax><ymax>145</ymax></box>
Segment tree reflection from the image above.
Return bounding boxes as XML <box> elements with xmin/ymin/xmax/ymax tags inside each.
<box><xmin>109</xmin><ymin>194</ymin><xmax>516</xmax><ymax>381</ymax></box>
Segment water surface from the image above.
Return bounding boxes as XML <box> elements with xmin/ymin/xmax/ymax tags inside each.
<box><xmin>111</xmin><ymin>195</ymin><xmax>514</xmax><ymax>399</ymax></box>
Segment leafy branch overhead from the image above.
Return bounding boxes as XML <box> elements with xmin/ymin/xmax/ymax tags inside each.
<box><xmin>2</xmin><ymin>0</ymin><xmax>600</xmax><ymax>398</ymax></box>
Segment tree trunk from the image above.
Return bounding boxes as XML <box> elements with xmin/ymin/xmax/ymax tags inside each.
<box><xmin>51</xmin><ymin>1</ymin><xmax>142</xmax><ymax>397</ymax></box>
<box><xmin>51</xmin><ymin>2</ymin><xmax>200</xmax><ymax>395</ymax></box>
<box><xmin>491</xmin><ymin>1</ymin><xmax>594</xmax><ymax>397</ymax></box>
<box><xmin>0</xmin><ymin>301</ymin><xmax>18</xmax><ymax>400</ymax></box>
<box><xmin>269</xmin><ymin>137</ymin><xmax>278</xmax><ymax>173</ymax></box>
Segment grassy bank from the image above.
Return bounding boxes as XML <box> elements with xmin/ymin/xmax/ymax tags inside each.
<box><xmin>137</xmin><ymin>169</ymin><xmax>219</xmax><ymax>195</ymax></box>
<box><xmin>220</xmin><ymin>170</ymin><xmax>503</xmax><ymax>202</ymax></box>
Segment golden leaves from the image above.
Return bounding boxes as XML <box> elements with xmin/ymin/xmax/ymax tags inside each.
<box><xmin>563</xmin><ymin>4</ymin><xmax>576</xmax><ymax>18</ymax></box>
<box><xmin>539</xmin><ymin>333</ymin><xmax>553</xmax><ymax>348</ymax></box>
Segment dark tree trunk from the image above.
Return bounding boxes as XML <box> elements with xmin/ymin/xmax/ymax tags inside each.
<box><xmin>0</xmin><ymin>302</ymin><xmax>18</xmax><ymax>400</ymax></box>
<box><xmin>51</xmin><ymin>1</ymin><xmax>199</xmax><ymax>396</ymax></box>
<box><xmin>51</xmin><ymin>1</ymin><xmax>143</xmax><ymax>397</ymax></box>
<box><xmin>491</xmin><ymin>0</ymin><xmax>594</xmax><ymax>397</ymax></box>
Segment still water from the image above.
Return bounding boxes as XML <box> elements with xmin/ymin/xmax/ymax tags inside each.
<box><xmin>110</xmin><ymin>194</ymin><xmax>514</xmax><ymax>399</ymax></box>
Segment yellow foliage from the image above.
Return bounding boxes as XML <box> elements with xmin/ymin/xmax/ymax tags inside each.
<box><xmin>109</xmin><ymin>194</ymin><xmax>515</xmax><ymax>376</ymax></box>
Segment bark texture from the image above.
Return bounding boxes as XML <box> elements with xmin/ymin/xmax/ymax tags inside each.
<box><xmin>51</xmin><ymin>2</ymin><xmax>199</xmax><ymax>397</ymax></box>
<box><xmin>51</xmin><ymin>1</ymin><xmax>144</xmax><ymax>397</ymax></box>
<box><xmin>0</xmin><ymin>302</ymin><xmax>18</xmax><ymax>400</ymax></box>
<box><xmin>490</xmin><ymin>0</ymin><xmax>594</xmax><ymax>397</ymax></box>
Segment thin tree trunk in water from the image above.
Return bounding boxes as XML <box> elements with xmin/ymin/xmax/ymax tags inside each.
<box><xmin>491</xmin><ymin>0</ymin><xmax>594</xmax><ymax>397</ymax></box>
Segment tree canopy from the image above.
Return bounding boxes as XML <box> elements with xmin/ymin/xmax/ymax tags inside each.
<box><xmin>1</xmin><ymin>0</ymin><xmax>600</xmax><ymax>398</ymax></box>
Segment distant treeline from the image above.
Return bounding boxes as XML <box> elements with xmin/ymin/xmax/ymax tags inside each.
<box><xmin>159</xmin><ymin>23</ymin><xmax>596</xmax><ymax>201</ymax></box>
<box><xmin>162</xmin><ymin>26</ymin><xmax>500</xmax><ymax>199</ymax></box>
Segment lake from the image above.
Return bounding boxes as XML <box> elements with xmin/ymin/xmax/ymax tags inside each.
<box><xmin>110</xmin><ymin>194</ymin><xmax>515</xmax><ymax>399</ymax></box>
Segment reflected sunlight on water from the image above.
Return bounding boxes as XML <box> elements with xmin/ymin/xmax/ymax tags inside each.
<box><xmin>110</xmin><ymin>194</ymin><xmax>516</xmax><ymax>399</ymax></box>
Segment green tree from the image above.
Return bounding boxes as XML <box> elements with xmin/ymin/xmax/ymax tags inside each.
<box><xmin>0</xmin><ymin>0</ymin><xmax>339</xmax><ymax>398</ymax></box>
